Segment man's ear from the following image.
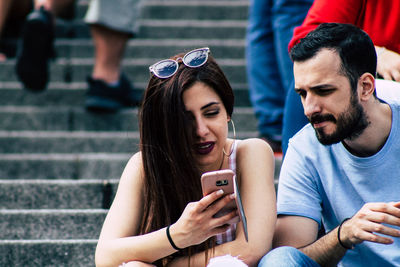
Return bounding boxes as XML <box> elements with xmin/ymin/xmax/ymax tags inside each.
<box><xmin>358</xmin><ymin>73</ymin><xmax>375</xmax><ymax>101</ymax></box>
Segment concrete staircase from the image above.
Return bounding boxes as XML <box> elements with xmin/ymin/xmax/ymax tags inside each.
<box><xmin>0</xmin><ymin>1</ymin><xmax>281</xmax><ymax>266</ymax></box>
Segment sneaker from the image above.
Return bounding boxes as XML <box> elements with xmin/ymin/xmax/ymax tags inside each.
<box><xmin>16</xmin><ymin>6</ymin><xmax>54</xmax><ymax>92</ymax></box>
<box><xmin>85</xmin><ymin>73</ymin><xmax>142</xmax><ymax>113</ymax></box>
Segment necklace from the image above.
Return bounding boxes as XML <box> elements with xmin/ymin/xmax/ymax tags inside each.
<box><xmin>218</xmin><ymin>152</ymin><xmax>224</xmax><ymax>170</ymax></box>
<box><xmin>218</xmin><ymin>142</ymin><xmax>231</xmax><ymax>170</ymax></box>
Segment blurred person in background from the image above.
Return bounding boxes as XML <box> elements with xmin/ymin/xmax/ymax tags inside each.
<box><xmin>246</xmin><ymin>0</ymin><xmax>313</xmax><ymax>153</ymax></box>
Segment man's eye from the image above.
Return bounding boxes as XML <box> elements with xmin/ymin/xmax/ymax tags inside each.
<box><xmin>317</xmin><ymin>89</ymin><xmax>333</xmax><ymax>95</ymax></box>
<box><xmin>296</xmin><ymin>90</ymin><xmax>306</xmax><ymax>98</ymax></box>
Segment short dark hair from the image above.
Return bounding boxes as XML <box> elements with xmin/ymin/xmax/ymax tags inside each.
<box><xmin>290</xmin><ymin>23</ymin><xmax>377</xmax><ymax>93</ymax></box>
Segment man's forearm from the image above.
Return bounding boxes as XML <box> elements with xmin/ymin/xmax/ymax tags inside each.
<box><xmin>299</xmin><ymin>227</ymin><xmax>348</xmax><ymax>267</ymax></box>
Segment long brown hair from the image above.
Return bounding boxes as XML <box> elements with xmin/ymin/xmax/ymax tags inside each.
<box><xmin>139</xmin><ymin>51</ymin><xmax>234</xmax><ymax>266</ymax></box>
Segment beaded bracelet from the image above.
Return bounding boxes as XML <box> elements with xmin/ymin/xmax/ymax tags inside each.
<box><xmin>166</xmin><ymin>225</ymin><xmax>182</xmax><ymax>250</ymax></box>
<box><xmin>337</xmin><ymin>218</ymin><xmax>354</xmax><ymax>250</ymax></box>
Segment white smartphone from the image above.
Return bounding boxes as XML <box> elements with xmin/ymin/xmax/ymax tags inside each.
<box><xmin>201</xmin><ymin>169</ymin><xmax>248</xmax><ymax>241</ymax></box>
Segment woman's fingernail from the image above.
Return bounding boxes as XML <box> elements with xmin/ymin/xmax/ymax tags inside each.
<box><xmin>217</xmin><ymin>189</ymin><xmax>224</xmax><ymax>195</ymax></box>
<box><xmin>230</xmin><ymin>193</ymin><xmax>235</xmax><ymax>199</ymax></box>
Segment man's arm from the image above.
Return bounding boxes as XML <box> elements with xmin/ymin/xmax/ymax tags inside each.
<box><xmin>274</xmin><ymin>202</ymin><xmax>400</xmax><ymax>266</ymax></box>
<box><xmin>274</xmin><ymin>215</ymin><xmax>346</xmax><ymax>266</ymax></box>
<box><xmin>273</xmin><ymin>215</ymin><xmax>318</xmax><ymax>248</ymax></box>
<box><xmin>274</xmin><ymin>215</ymin><xmax>349</xmax><ymax>266</ymax></box>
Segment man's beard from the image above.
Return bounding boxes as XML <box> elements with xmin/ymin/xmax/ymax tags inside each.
<box><xmin>309</xmin><ymin>94</ymin><xmax>370</xmax><ymax>145</ymax></box>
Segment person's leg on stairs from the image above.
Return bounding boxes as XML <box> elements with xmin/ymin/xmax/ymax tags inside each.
<box><xmin>0</xmin><ymin>0</ymin><xmax>31</xmax><ymax>61</ymax></box>
<box><xmin>15</xmin><ymin>0</ymin><xmax>75</xmax><ymax>92</ymax></box>
<box><xmin>84</xmin><ymin>0</ymin><xmax>143</xmax><ymax>113</ymax></box>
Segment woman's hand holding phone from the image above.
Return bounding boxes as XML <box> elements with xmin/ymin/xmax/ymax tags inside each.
<box><xmin>201</xmin><ymin>169</ymin><xmax>239</xmax><ymax>224</ymax></box>
<box><xmin>201</xmin><ymin>169</ymin><xmax>248</xmax><ymax>241</ymax></box>
<box><xmin>168</xmin><ymin>189</ymin><xmax>238</xmax><ymax>249</ymax></box>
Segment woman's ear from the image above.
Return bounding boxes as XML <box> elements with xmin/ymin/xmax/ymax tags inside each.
<box><xmin>359</xmin><ymin>73</ymin><xmax>375</xmax><ymax>101</ymax></box>
<box><xmin>227</xmin><ymin>115</ymin><xmax>231</xmax><ymax>123</ymax></box>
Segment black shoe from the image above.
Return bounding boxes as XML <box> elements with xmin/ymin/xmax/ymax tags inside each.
<box><xmin>16</xmin><ymin>7</ymin><xmax>54</xmax><ymax>92</ymax></box>
<box><xmin>85</xmin><ymin>73</ymin><xmax>142</xmax><ymax>113</ymax></box>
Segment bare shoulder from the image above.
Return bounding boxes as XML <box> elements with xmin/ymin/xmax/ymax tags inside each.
<box><xmin>119</xmin><ymin>152</ymin><xmax>145</xmax><ymax>186</ymax></box>
<box><xmin>236</xmin><ymin>138</ymin><xmax>275</xmax><ymax>180</ymax></box>
<box><xmin>237</xmin><ymin>138</ymin><xmax>274</xmax><ymax>158</ymax></box>
<box><xmin>126</xmin><ymin>151</ymin><xmax>143</xmax><ymax>169</ymax></box>
<box><xmin>98</xmin><ymin>152</ymin><xmax>146</xmax><ymax>241</ymax></box>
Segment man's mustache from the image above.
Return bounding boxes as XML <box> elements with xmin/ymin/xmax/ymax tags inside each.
<box><xmin>308</xmin><ymin>113</ymin><xmax>336</xmax><ymax>125</ymax></box>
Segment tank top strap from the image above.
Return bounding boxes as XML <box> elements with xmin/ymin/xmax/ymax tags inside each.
<box><xmin>215</xmin><ymin>140</ymin><xmax>240</xmax><ymax>245</ymax></box>
<box><xmin>228</xmin><ymin>140</ymin><xmax>240</xmax><ymax>173</ymax></box>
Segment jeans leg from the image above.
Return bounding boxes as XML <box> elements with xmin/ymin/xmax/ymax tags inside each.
<box><xmin>272</xmin><ymin>0</ymin><xmax>314</xmax><ymax>93</ymax></box>
<box><xmin>246</xmin><ymin>0</ymin><xmax>284</xmax><ymax>138</ymax></box>
<box><xmin>271</xmin><ymin>0</ymin><xmax>314</xmax><ymax>155</ymax></box>
<box><xmin>258</xmin><ymin>246</ymin><xmax>320</xmax><ymax>267</ymax></box>
<box><xmin>282</xmin><ymin>79</ymin><xmax>309</xmax><ymax>154</ymax></box>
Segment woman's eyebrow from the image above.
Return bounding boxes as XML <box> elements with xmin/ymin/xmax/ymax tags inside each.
<box><xmin>200</xmin><ymin>102</ymin><xmax>220</xmax><ymax>110</ymax></box>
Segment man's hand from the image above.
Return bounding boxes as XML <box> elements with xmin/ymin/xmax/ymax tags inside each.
<box><xmin>376</xmin><ymin>47</ymin><xmax>400</xmax><ymax>82</ymax></box>
<box><xmin>339</xmin><ymin>202</ymin><xmax>400</xmax><ymax>248</ymax></box>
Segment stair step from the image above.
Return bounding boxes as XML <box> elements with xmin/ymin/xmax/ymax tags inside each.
<box><xmin>75</xmin><ymin>0</ymin><xmax>249</xmax><ymax>20</ymax></box>
<box><xmin>140</xmin><ymin>1</ymin><xmax>248</xmax><ymax>20</ymax></box>
<box><xmin>139</xmin><ymin>19</ymin><xmax>247</xmax><ymax>39</ymax></box>
<box><xmin>0</xmin><ymin>83</ymin><xmax>251</xmax><ymax>107</ymax></box>
<box><xmin>0</xmin><ymin>179</ymin><xmax>117</xmax><ymax>209</ymax></box>
<box><xmin>0</xmin><ymin>129</ymin><xmax>261</xmax><ymax>153</ymax></box>
<box><xmin>0</xmin><ymin>209</ymin><xmax>106</xmax><ymax>239</ymax></box>
<box><xmin>0</xmin><ymin>106</ymin><xmax>256</xmax><ymax>131</ymax></box>
<box><xmin>56</xmin><ymin>39</ymin><xmax>246</xmax><ymax>59</ymax></box>
<box><xmin>3</xmin><ymin>38</ymin><xmax>245</xmax><ymax>59</ymax></box>
<box><xmin>0</xmin><ymin>153</ymin><xmax>130</xmax><ymax>179</ymax></box>
<box><xmin>0</xmin><ymin>149</ymin><xmax>280</xmax><ymax>180</ymax></box>
<box><xmin>55</xmin><ymin>19</ymin><xmax>247</xmax><ymax>39</ymax></box>
<box><xmin>0</xmin><ymin>178</ymin><xmax>280</xmax><ymax>209</ymax></box>
<box><xmin>0</xmin><ymin>131</ymin><xmax>140</xmax><ymax>154</ymax></box>
<box><xmin>0</xmin><ymin>239</ymin><xmax>96</xmax><ymax>267</ymax></box>
<box><xmin>0</xmin><ymin>58</ymin><xmax>247</xmax><ymax>84</ymax></box>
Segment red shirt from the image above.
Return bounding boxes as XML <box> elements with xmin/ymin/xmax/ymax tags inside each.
<box><xmin>289</xmin><ymin>0</ymin><xmax>400</xmax><ymax>54</ymax></box>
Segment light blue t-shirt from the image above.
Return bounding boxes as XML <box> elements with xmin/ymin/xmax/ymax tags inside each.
<box><xmin>277</xmin><ymin>101</ymin><xmax>400</xmax><ymax>267</ymax></box>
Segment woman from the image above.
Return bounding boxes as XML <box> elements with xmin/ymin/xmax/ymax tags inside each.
<box><xmin>95</xmin><ymin>47</ymin><xmax>276</xmax><ymax>267</ymax></box>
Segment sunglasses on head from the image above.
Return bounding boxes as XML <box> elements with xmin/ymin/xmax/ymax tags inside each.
<box><xmin>149</xmin><ymin>47</ymin><xmax>210</xmax><ymax>79</ymax></box>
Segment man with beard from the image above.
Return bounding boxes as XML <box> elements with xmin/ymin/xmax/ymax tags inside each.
<box><xmin>258</xmin><ymin>23</ymin><xmax>400</xmax><ymax>267</ymax></box>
